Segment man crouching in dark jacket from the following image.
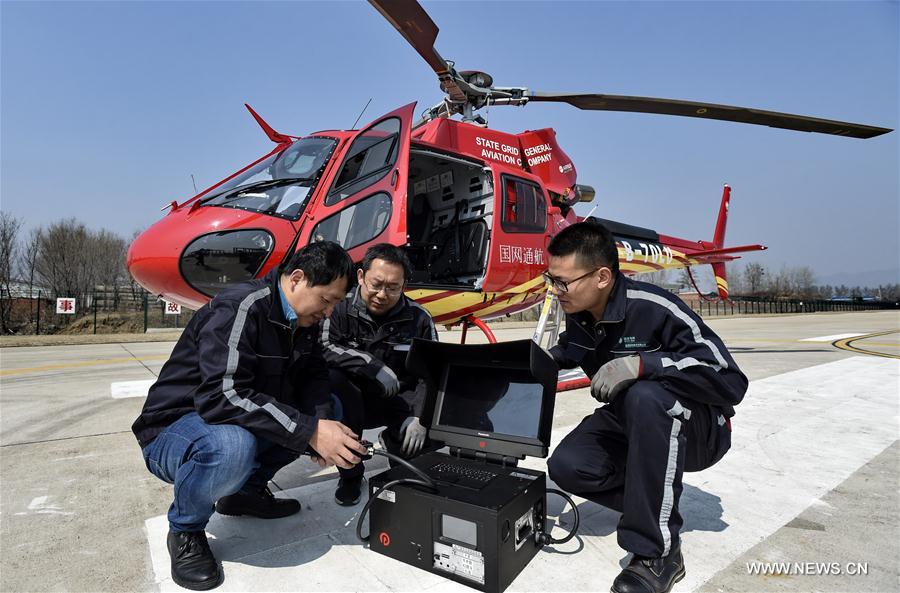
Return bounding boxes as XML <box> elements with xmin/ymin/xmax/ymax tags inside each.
<box><xmin>545</xmin><ymin>221</ymin><xmax>747</xmax><ymax>593</ymax></box>
<box><xmin>321</xmin><ymin>243</ymin><xmax>439</xmax><ymax>506</ymax></box>
<box><xmin>132</xmin><ymin>241</ymin><xmax>368</xmax><ymax>591</ymax></box>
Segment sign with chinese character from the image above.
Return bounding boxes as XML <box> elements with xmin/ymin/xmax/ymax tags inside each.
<box><xmin>56</xmin><ymin>298</ymin><xmax>76</xmax><ymax>314</ymax></box>
<box><xmin>164</xmin><ymin>301</ymin><xmax>182</xmax><ymax>315</ymax></box>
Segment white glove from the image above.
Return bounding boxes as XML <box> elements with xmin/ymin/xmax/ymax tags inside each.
<box><xmin>375</xmin><ymin>365</ymin><xmax>400</xmax><ymax>398</ymax></box>
<box><xmin>591</xmin><ymin>355</ymin><xmax>642</xmax><ymax>403</ymax></box>
<box><xmin>400</xmin><ymin>416</ymin><xmax>426</xmax><ymax>457</ymax></box>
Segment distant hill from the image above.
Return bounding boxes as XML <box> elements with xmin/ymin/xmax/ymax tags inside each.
<box><xmin>816</xmin><ymin>268</ymin><xmax>900</xmax><ymax>288</ymax></box>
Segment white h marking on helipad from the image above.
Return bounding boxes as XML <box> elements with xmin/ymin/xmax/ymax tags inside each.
<box><xmin>143</xmin><ymin>356</ymin><xmax>898</xmax><ymax>592</ymax></box>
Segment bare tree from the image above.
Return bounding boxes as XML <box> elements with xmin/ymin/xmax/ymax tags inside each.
<box><xmin>126</xmin><ymin>228</ymin><xmax>145</xmax><ymax>302</ymax></box>
<box><xmin>879</xmin><ymin>284</ymin><xmax>900</xmax><ymax>301</ymax></box>
<box><xmin>726</xmin><ymin>262</ymin><xmax>745</xmax><ymax>295</ymax></box>
<box><xmin>791</xmin><ymin>266</ymin><xmax>816</xmax><ymax>299</ymax></box>
<box><xmin>744</xmin><ymin>262</ymin><xmax>766</xmax><ymax>296</ymax></box>
<box><xmin>34</xmin><ymin>219</ymin><xmax>94</xmax><ymax>303</ymax></box>
<box><xmin>0</xmin><ymin>212</ymin><xmax>23</xmax><ymax>332</ymax></box>
<box><xmin>18</xmin><ymin>227</ymin><xmax>42</xmax><ymax>324</ymax></box>
<box><xmin>91</xmin><ymin>229</ymin><xmax>127</xmax><ymax>307</ymax></box>
<box><xmin>768</xmin><ymin>266</ymin><xmax>793</xmax><ymax>298</ymax></box>
<box><xmin>29</xmin><ymin>218</ymin><xmax>136</xmax><ymax>315</ymax></box>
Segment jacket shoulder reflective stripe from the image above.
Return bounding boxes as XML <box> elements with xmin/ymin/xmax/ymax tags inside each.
<box><xmin>221</xmin><ymin>286</ymin><xmax>298</xmax><ymax>433</ymax></box>
<box><xmin>625</xmin><ymin>288</ymin><xmax>729</xmax><ymax>370</ymax></box>
<box><xmin>321</xmin><ymin>316</ymin><xmax>375</xmax><ymax>364</ymax></box>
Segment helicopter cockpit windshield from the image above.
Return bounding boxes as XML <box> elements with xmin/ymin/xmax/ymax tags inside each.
<box><xmin>202</xmin><ymin>136</ymin><xmax>337</xmax><ymax>219</ymax></box>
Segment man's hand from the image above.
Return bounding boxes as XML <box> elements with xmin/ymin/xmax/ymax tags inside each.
<box><xmin>308</xmin><ymin>419</ymin><xmax>368</xmax><ymax>469</ymax></box>
<box><xmin>375</xmin><ymin>365</ymin><xmax>401</xmax><ymax>398</ymax></box>
<box><xmin>399</xmin><ymin>416</ymin><xmax>426</xmax><ymax>457</ymax></box>
<box><xmin>591</xmin><ymin>355</ymin><xmax>642</xmax><ymax>403</ymax></box>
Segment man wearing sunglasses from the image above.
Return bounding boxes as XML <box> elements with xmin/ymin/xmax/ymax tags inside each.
<box><xmin>322</xmin><ymin>243</ymin><xmax>439</xmax><ymax>506</ymax></box>
<box><xmin>544</xmin><ymin>221</ymin><xmax>747</xmax><ymax>593</ymax></box>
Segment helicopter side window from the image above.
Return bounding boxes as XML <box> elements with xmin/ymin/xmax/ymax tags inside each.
<box><xmin>501</xmin><ymin>176</ymin><xmax>547</xmax><ymax>233</ymax></box>
<box><xmin>310</xmin><ymin>192</ymin><xmax>392</xmax><ymax>250</ymax></box>
<box><xmin>327</xmin><ymin>118</ymin><xmax>401</xmax><ymax>205</ymax></box>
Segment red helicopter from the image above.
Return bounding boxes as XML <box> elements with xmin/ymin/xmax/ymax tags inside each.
<box><xmin>126</xmin><ymin>0</ymin><xmax>891</xmax><ymax>342</ymax></box>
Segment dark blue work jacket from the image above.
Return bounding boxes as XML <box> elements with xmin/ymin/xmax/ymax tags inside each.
<box><xmin>322</xmin><ymin>286</ymin><xmax>438</xmax><ymax>417</ymax></box>
<box><xmin>550</xmin><ymin>273</ymin><xmax>747</xmax><ymax>418</ymax></box>
<box><xmin>132</xmin><ymin>269</ymin><xmax>330</xmax><ymax>453</ymax></box>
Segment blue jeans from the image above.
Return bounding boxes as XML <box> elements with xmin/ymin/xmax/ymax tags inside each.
<box><xmin>142</xmin><ymin>412</ymin><xmax>298</xmax><ymax>532</ymax></box>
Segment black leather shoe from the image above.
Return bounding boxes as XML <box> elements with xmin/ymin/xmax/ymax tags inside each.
<box><xmin>167</xmin><ymin>530</ymin><xmax>222</xmax><ymax>591</ymax></box>
<box><xmin>334</xmin><ymin>475</ymin><xmax>364</xmax><ymax>506</ymax></box>
<box><xmin>611</xmin><ymin>544</ymin><xmax>685</xmax><ymax>593</ymax></box>
<box><xmin>215</xmin><ymin>486</ymin><xmax>301</xmax><ymax>519</ymax></box>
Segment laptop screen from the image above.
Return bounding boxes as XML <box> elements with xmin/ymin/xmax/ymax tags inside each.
<box><xmin>437</xmin><ymin>365</ymin><xmax>544</xmax><ymax>440</ymax></box>
<box><xmin>409</xmin><ymin>338</ymin><xmax>557</xmax><ymax>459</ymax></box>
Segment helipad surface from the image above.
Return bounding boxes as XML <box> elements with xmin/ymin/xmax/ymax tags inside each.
<box><xmin>1</xmin><ymin>311</ymin><xmax>898</xmax><ymax>592</ymax></box>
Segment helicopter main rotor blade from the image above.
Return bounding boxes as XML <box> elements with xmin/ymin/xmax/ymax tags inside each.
<box><xmin>368</xmin><ymin>0</ymin><xmax>468</xmax><ymax>103</ymax></box>
<box><xmin>527</xmin><ymin>92</ymin><xmax>892</xmax><ymax>139</ymax></box>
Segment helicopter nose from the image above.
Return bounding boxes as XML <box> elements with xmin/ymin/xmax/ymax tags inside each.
<box><xmin>127</xmin><ymin>219</ymin><xmax>205</xmax><ymax>308</ymax></box>
<box><xmin>127</xmin><ymin>215</ymin><xmax>277</xmax><ymax>308</ymax></box>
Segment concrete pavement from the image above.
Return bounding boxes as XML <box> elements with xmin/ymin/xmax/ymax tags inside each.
<box><xmin>1</xmin><ymin>311</ymin><xmax>897</xmax><ymax>592</ymax></box>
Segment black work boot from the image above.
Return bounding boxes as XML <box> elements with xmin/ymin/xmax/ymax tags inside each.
<box><xmin>167</xmin><ymin>530</ymin><xmax>222</xmax><ymax>591</ymax></box>
<box><xmin>611</xmin><ymin>543</ymin><xmax>685</xmax><ymax>593</ymax></box>
<box><xmin>215</xmin><ymin>486</ymin><xmax>300</xmax><ymax>519</ymax></box>
<box><xmin>334</xmin><ymin>475</ymin><xmax>364</xmax><ymax>506</ymax></box>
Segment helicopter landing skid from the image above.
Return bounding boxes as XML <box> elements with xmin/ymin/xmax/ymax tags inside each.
<box><xmin>458</xmin><ymin>315</ymin><xmax>496</xmax><ymax>345</ymax></box>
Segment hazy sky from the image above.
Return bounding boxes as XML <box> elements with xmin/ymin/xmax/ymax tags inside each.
<box><xmin>2</xmin><ymin>1</ymin><xmax>897</xmax><ymax>283</ymax></box>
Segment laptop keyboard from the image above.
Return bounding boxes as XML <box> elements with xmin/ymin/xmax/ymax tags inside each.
<box><xmin>426</xmin><ymin>462</ymin><xmax>498</xmax><ymax>489</ymax></box>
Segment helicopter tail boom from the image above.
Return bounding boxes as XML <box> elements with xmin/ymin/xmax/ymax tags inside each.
<box><xmin>677</xmin><ymin>185</ymin><xmax>767</xmax><ymax>300</ymax></box>
<box><xmin>711</xmin><ymin>262</ymin><xmax>729</xmax><ymax>300</ymax></box>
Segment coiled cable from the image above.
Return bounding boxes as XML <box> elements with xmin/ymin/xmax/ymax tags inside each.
<box><xmin>535</xmin><ymin>487</ymin><xmax>579</xmax><ymax>545</ymax></box>
<box><xmin>355</xmin><ymin>448</ymin><xmax>438</xmax><ymax>543</ymax></box>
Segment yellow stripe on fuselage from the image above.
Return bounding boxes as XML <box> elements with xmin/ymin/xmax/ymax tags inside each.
<box><xmin>406</xmin><ymin>246</ymin><xmax>709</xmax><ymax>326</ymax></box>
<box><xmin>406</xmin><ymin>275</ymin><xmax>545</xmax><ymax>324</ymax></box>
<box><xmin>617</xmin><ymin>246</ymin><xmax>699</xmax><ymax>274</ymax></box>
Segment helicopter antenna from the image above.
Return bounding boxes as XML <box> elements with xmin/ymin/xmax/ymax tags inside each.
<box><xmin>352</xmin><ymin>98</ymin><xmax>373</xmax><ymax>129</ymax></box>
<box><xmin>190</xmin><ymin>174</ymin><xmax>198</xmax><ymax>194</ymax></box>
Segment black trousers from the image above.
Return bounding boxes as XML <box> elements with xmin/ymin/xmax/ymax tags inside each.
<box><xmin>547</xmin><ymin>380</ymin><xmax>731</xmax><ymax>558</ymax></box>
<box><xmin>330</xmin><ymin>369</ymin><xmax>436</xmax><ymax>479</ymax></box>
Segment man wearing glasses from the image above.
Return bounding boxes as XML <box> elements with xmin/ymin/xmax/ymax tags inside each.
<box><xmin>322</xmin><ymin>243</ymin><xmax>439</xmax><ymax>506</ymax></box>
<box><xmin>544</xmin><ymin>221</ymin><xmax>747</xmax><ymax>593</ymax></box>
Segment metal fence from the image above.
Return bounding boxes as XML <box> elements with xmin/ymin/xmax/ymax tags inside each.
<box><xmin>1</xmin><ymin>289</ymin><xmax>195</xmax><ymax>336</ymax></box>
<box><xmin>2</xmin><ymin>288</ymin><xmax>897</xmax><ymax>336</ymax></box>
<box><xmin>689</xmin><ymin>297</ymin><xmax>897</xmax><ymax>317</ymax></box>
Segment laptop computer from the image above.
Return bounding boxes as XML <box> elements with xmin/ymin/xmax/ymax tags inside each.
<box><xmin>405</xmin><ymin>339</ymin><xmax>558</xmax><ymax>490</ymax></box>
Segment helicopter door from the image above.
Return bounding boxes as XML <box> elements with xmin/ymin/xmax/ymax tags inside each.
<box><xmin>482</xmin><ymin>173</ymin><xmax>549</xmax><ymax>292</ymax></box>
<box><xmin>303</xmin><ymin>102</ymin><xmax>416</xmax><ymax>262</ymax></box>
